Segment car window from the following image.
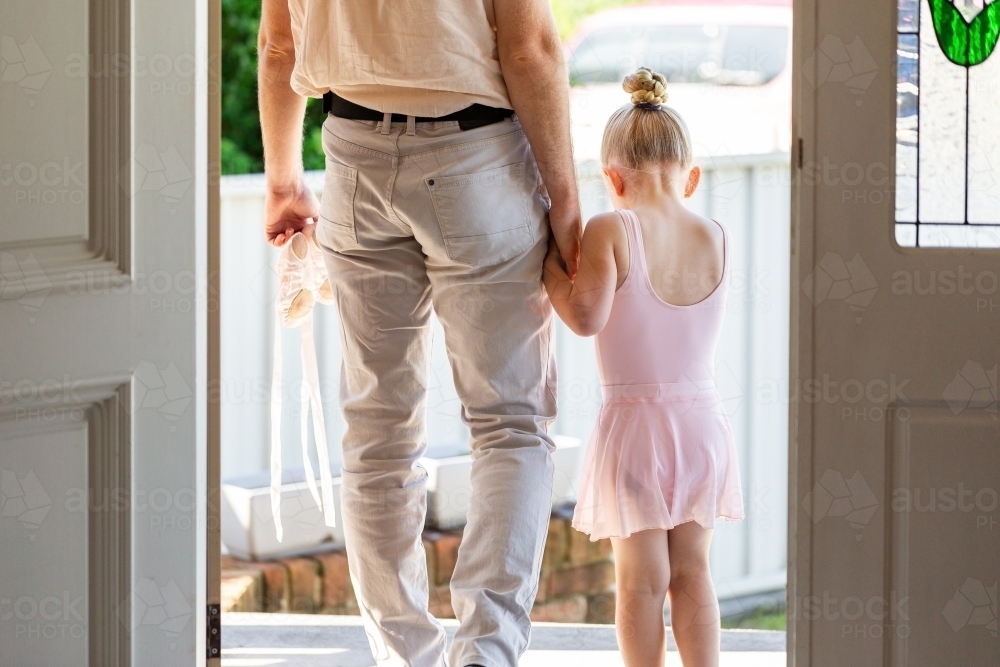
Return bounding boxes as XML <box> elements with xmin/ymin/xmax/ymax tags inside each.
<box><xmin>569</xmin><ymin>24</ymin><xmax>789</xmax><ymax>86</ymax></box>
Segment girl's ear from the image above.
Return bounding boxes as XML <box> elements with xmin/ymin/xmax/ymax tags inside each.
<box><xmin>603</xmin><ymin>167</ymin><xmax>627</xmax><ymax>198</ymax></box>
<box><xmin>684</xmin><ymin>166</ymin><xmax>701</xmax><ymax>198</ymax></box>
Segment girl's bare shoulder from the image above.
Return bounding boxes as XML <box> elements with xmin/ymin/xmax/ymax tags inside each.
<box><xmin>684</xmin><ymin>211</ymin><xmax>724</xmax><ymax>242</ymax></box>
<box><xmin>676</xmin><ymin>211</ymin><xmax>725</xmax><ymax>262</ymax></box>
<box><xmin>585</xmin><ymin>210</ymin><xmax>626</xmax><ymax>233</ymax></box>
<box><xmin>584</xmin><ymin>211</ymin><xmax>630</xmax><ymax>287</ymax></box>
<box><xmin>584</xmin><ymin>211</ymin><xmax>630</xmax><ymax>256</ymax></box>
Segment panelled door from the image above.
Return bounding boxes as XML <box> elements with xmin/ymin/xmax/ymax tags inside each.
<box><xmin>792</xmin><ymin>0</ymin><xmax>1000</xmax><ymax>665</ymax></box>
<box><xmin>1</xmin><ymin>0</ymin><xmax>217</xmax><ymax>665</ymax></box>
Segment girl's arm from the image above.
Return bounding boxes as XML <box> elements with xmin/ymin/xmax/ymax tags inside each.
<box><xmin>543</xmin><ymin>212</ymin><xmax>628</xmax><ymax>336</ymax></box>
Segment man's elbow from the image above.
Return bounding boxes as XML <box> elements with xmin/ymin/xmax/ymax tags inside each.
<box><xmin>500</xmin><ymin>31</ymin><xmax>564</xmax><ymax>73</ymax></box>
<box><xmin>258</xmin><ymin>29</ymin><xmax>296</xmax><ymax>69</ymax></box>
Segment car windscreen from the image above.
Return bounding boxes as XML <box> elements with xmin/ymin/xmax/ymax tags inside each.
<box><xmin>569</xmin><ymin>24</ymin><xmax>789</xmax><ymax>86</ymax></box>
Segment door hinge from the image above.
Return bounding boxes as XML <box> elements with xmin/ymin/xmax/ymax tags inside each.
<box><xmin>207</xmin><ymin>603</ymin><xmax>221</xmax><ymax>660</ymax></box>
<box><xmin>797</xmin><ymin>137</ymin><xmax>804</xmax><ymax>170</ymax></box>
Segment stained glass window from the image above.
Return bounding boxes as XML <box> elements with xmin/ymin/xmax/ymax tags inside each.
<box><xmin>896</xmin><ymin>0</ymin><xmax>1000</xmax><ymax>247</ymax></box>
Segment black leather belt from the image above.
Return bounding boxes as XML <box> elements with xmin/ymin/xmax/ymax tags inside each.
<box><xmin>322</xmin><ymin>91</ymin><xmax>514</xmax><ymax>131</ymax></box>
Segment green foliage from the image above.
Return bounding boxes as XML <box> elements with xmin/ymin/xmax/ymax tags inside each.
<box><xmin>550</xmin><ymin>0</ymin><xmax>647</xmax><ymax>40</ymax></box>
<box><xmin>722</xmin><ymin>609</ymin><xmax>787</xmax><ymax>631</ymax></box>
<box><xmin>221</xmin><ymin>0</ymin><xmax>326</xmax><ymax>174</ymax></box>
<box><xmin>221</xmin><ymin>0</ymin><xmax>262</xmax><ymax>174</ymax></box>
<box><xmin>303</xmin><ymin>101</ymin><xmax>330</xmax><ymax>173</ymax></box>
<box><xmin>220</xmin><ymin>0</ymin><xmax>642</xmax><ymax>174</ymax></box>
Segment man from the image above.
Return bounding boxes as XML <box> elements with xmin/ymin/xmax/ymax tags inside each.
<box><xmin>257</xmin><ymin>1</ymin><xmax>582</xmax><ymax>666</ymax></box>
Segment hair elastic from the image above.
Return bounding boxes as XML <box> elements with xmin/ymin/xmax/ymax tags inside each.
<box><xmin>637</xmin><ymin>102</ymin><xmax>662</xmax><ymax>110</ymax></box>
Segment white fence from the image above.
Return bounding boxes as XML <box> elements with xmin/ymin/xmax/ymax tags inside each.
<box><xmin>220</xmin><ymin>153</ymin><xmax>791</xmax><ymax>598</ymax></box>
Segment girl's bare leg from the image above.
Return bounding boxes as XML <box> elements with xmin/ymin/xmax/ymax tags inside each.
<box><xmin>610</xmin><ymin>529</ymin><xmax>671</xmax><ymax>667</ymax></box>
<box><xmin>667</xmin><ymin>521</ymin><xmax>719</xmax><ymax>667</ymax></box>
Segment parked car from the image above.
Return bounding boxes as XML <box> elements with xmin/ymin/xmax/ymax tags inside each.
<box><xmin>565</xmin><ymin>0</ymin><xmax>792</xmax><ymax>161</ymax></box>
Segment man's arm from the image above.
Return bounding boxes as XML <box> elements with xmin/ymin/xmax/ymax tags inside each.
<box><xmin>259</xmin><ymin>0</ymin><xmax>319</xmax><ymax>247</ymax></box>
<box><xmin>494</xmin><ymin>0</ymin><xmax>583</xmax><ymax>279</ymax></box>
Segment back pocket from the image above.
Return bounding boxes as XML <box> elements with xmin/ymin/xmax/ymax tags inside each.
<box><xmin>428</xmin><ymin>163</ymin><xmax>533</xmax><ymax>267</ymax></box>
<box><xmin>317</xmin><ymin>162</ymin><xmax>358</xmax><ymax>252</ymax></box>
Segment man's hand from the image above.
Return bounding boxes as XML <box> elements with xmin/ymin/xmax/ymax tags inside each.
<box><xmin>264</xmin><ymin>181</ymin><xmax>321</xmax><ymax>247</ymax></box>
<box><xmin>547</xmin><ymin>197</ymin><xmax>582</xmax><ymax>280</ymax></box>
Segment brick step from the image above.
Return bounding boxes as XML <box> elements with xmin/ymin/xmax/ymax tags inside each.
<box><xmin>221</xmin><ymin>508</ymin><xmax>616</xmax><ymax>624</ymax></box>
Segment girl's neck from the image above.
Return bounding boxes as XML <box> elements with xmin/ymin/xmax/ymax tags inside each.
<box><xmin>615</xmin><ymin>192</ymin><xmax>687</xmax><ymax>219</ymax></box>
<box><xmin>609</xmin><ymin>167</ymin><xmax>689</xmax><ymax>215</ymax></box>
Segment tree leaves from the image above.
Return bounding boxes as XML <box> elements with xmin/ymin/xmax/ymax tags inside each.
<box><xmin>221</xmin><ymin>0</ymin><xmax>326</xmax><ymax>174</ymax></box>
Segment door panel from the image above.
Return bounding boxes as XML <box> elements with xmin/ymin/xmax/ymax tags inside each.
<box><xmin>1</xmin><ymin>0</ymin><xmax>215</xmax><ymax>664</ymax></box>
<box><xmin>888</xmin><ymin>406</ymin><xmax>999</xmax><ymax>667</ymax></box>
<box><xmin>0</xmin><ymin>0</ymin><xmax>89</xmax><ymax>245</ymax></box>
<box><xmin>0</xmin><ymin>420</ymin><xmax>91</xmax><ymax>665</ymax></box>
<box><xmin>792</xmin><ymin>0</ymin><xmax>1000</xmax><ymax>665</ymax></box>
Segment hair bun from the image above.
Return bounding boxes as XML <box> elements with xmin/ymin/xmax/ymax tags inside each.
<box><xmin>622</xmin><ymin>67</ymin><xmax>668</xmax><ymax>106</ymax></box>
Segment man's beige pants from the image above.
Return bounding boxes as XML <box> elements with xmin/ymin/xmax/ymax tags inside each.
<box><xmin>316</xmin><ymin>114</ymin><xmax>557</xmax><ymax>667</ymax></box>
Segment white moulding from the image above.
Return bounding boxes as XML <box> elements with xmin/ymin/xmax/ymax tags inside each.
<box><xmin>222</xmin><ymin>469</ymin><xmax>345</xmax><ymax>561</ymax></box>
<box><xmin>422</xmin><ymin>435</ymin><xmax>584</xmax><ymax>530</ymax></box>
<box><xmin>221</xmin><ymin>435</ymin><xmax>584</xmax><ymax>559</ymax></box>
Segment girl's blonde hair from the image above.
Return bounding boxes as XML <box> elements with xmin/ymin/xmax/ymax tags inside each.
<box><xmin>600</xmin><ymin>67</ymin><xmax>693</xmax><ymax>170</ymax></box>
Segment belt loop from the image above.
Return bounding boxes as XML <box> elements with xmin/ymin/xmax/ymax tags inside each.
<box><xmin>380</xmin><ymin>112</ymin><xmax>392</xmax><ymax>135</ymax></box>
<box><xmin>406</xmin><ymin>115</ymin><xmax>416</xmax><ymax>136</ymax></box>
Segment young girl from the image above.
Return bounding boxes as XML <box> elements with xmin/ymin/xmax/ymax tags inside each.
<box><xmin>544</xmin><ymin>67</ymin><xmax>744</xmax><ymax>667</ymax></box>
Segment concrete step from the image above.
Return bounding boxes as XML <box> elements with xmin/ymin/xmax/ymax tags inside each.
<box><xmin>223</xmin><ymin>613</ymin><xmax>786</xmax><ymax>666</ymax></box>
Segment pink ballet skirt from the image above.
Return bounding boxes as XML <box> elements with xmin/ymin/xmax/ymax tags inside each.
<box><xmin>572</xmin><ymin>210</ymin><xmax>745</xmax><ymax>540</ymax></box>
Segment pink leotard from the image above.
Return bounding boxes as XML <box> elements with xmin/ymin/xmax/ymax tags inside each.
<box><xmin>572</xmin><ymin>209</ymin><xmax>745</xmax><ymax>540</ymax></box>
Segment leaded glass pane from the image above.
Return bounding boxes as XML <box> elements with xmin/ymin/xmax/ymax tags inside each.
<box><xmin>897</xmin><ymin>35</ymin><xmax>919</xmax><ymax>223</ymax></box>
<box><xmin>919</xmin><ymin>223</ymin><xmax>1000</xmax><ymax>245</ymax></box>
<box><xmin>919</xmin><ymin>0</ymin><xmax>967</xmax><ymax>223</ymax></box>
<box><xmin>900</xmin><ymin>0</ymin><xmax>920</xmax><ymax>31</ymax></box>
<box><xmin>967</xmin><ymin>51</ymin><xmax>1000</xmax><ymax>222</ymax></box>
<box><xmin>896</xmin><ymin>223</ymin><xmax>918</xmax><ymax>246</ymax></box>
<box><xmin>895</xmin><ymin>0</ymin><xmax>1000</xmax><ymax>247</ymax></box>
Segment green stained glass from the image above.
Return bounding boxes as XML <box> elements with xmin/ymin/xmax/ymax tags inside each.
<box><xmin>928</xmin><ymin>0</ymin><xmax>1000</xmax><ymax>66</ymax></box>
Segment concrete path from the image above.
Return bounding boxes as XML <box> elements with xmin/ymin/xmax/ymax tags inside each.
<box><xmin>223</xmin><ymin>613</ymin><xmax>786</xmax><ymax>666</ymax></box>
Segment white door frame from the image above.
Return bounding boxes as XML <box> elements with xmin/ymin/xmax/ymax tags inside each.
<box><xmin>789</xmin><ymin>0</ymin><xmax>819</xmax><ymax>663</ymax></box>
